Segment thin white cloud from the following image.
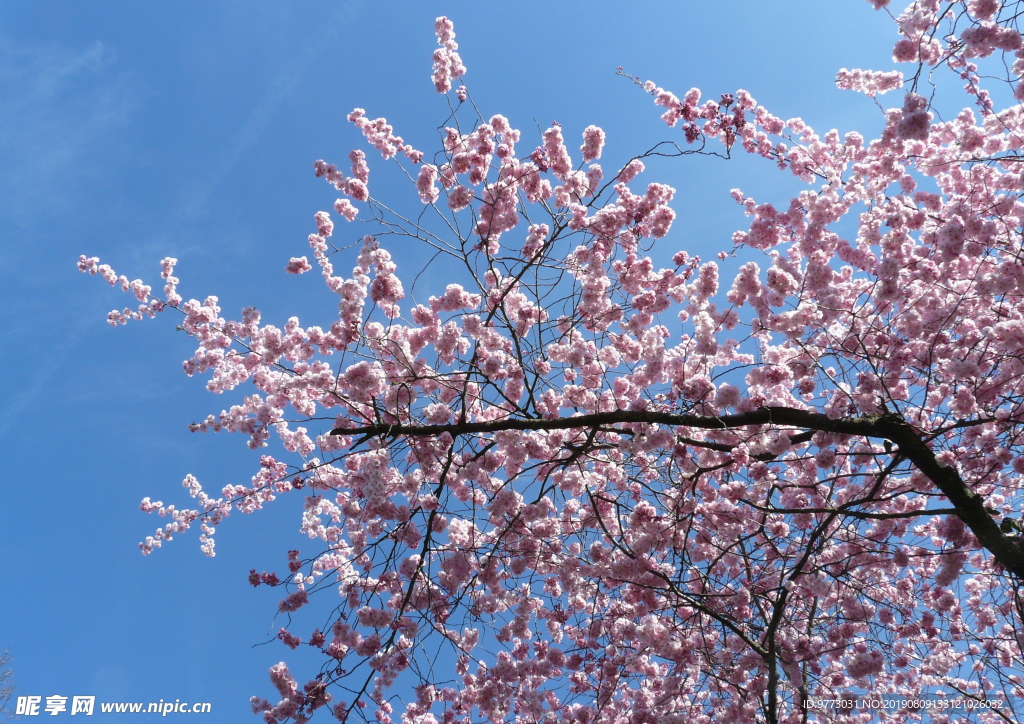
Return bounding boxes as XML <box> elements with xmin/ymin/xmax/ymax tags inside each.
<box><xmin>171</xmin><ymin>5</ymin><xmax>354</xmax><ymax>227</ymax></box>
<box><xmin>0</xmin><ymin>35</ymin><xmax>136</xmax><ymax>228</ymax></box>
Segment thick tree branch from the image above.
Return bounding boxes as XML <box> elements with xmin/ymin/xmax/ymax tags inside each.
<box><xmin>332</xmin><ymin>406</ymin><xmax>1024</xmax><ymax>577</ymax></box>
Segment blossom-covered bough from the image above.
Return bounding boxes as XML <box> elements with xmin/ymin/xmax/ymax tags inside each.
<box><xmin>80</xmin><ymin>4</ymin><xmax>1024</xmax><ymax>723</ymax></box>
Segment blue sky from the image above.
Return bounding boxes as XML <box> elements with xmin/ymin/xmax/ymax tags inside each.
<box><xmin>0</xmin><ymin>1</ymin><xmax>901</xmax><ymax>719</ymax></box>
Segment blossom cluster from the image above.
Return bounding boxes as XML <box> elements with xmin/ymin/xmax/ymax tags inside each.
<box><xmin>79</xmin><ymin>6</ymin><xmax>1024</xmax><ymax>724</ymax></box>
<box><xmin>431</xmin><ymin>16</ymin><xmax>466</xmax><ymax>94</ymax></box>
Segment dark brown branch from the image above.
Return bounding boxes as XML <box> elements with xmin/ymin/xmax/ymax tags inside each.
<box><xmin>740</xmin><ymin>501</ymin><xmax>959</xmax><ymax>521</ymax></box>
<box><xmin>331</xmin><ymin>406</ymin><xmax>1024</xmax><ymax>578</ymax></box>
<box><xmin>331</xmin><ymin>406</ymin><xmax>882</xmax><ymax>439</ymax></box>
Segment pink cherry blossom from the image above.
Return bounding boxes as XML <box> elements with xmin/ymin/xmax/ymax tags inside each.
<box><xmin>333</xmin><ymin>198</ymin><xmax>358</xmax><ymax>221</ymax></box>
<box><xmin>285</xmin><ymin>257</ymin><xmax>312</xmax><ymax>275</ymax></box>
<box><xmin>81</xmin><ymin>7</ymin><xmax>1024</xmax><ymax>724</ymax></box>
<box><xmin>431</xmin><ymin>17</ymin><xmax>466</xmax><ymax>94</ymax></box>
<box><xmin>580</xmin><ymin>124</ymin><xmax>606</xmax><ymax>162</ymax></box>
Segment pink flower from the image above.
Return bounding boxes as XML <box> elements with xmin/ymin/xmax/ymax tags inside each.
<box><xmin>314</xmin><ymin>211</ymin><xmax>334</xmax><ymax>238</ymax></box>
<box><xmin>580</xmin><ymin>125</ymin><xmax>605</xmax><ymax>161</ymax></box>
<box><xmin>447</xmin><ymin>184</ymin><xmax>473</xmax><ymax>211</ymax></box>
<box><xmin>334</xmin><ymin>198</ymin><xmax>358</xmax><ymax>221</ymax></box>
<box><xmin>892</xmin><ymin>38</ymin><xmax>918</xmax><ymax>62</ymax></box>
<box><xmin>285</xmin><ymin>257</ymin><xmax>312</xmax><ymax>275</ymax></box>
<box><xmin>277</xmin><ymin>628</ymin><xmax>302</xmax><ymax>649</ymax></box>
<box><xmin>432</xmin><ymin>17</ymin><xmax>467</xmax><ymax>94</ymax></box>
<box><xmin>357</xmin><ymin>607</ymin><xmax>393</xmax><ymax>628</ymax></box>
<box><xmin>835</xmin><ymin>68</ymin><xmax>903</xmax><ymax>96</ymax></box>
<box><xmin>617</xmin><ymin>159</ymin><xmax>644</xmax><ymax>183</ymax></box>
<box><xmin>349</xmin><ymin>149</ymin><xmax>369</xmax><ymax>182</ymax></box>
<box><xmin>522</xmin><ymin>224</ymin><xmax>548</xmax><ymax>258</ymax></box>
<box><xmin>346</xmin><ymin>179</ymin><xmax>369</xmax><ymax>202</ymax></box>
<box><xmin>846</xmin><ymin>649</ymin><xmax>884</xmax><ymax>678</ymax></box>
<box><xmin>542</xmin><ymin>124</ymin><xmax>572</xmax><ymax>178</ymax></box>
<box><xmin>894</xmin><ymin>93</ymin><xmax>930</xmax><ymax>141</ymax></box>
<box><xmin>416</xmin><ymin>165</ymin><xmax>440</xmax><ymax>204</ymax></box>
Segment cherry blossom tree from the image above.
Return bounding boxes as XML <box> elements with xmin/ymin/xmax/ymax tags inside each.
<box><xmin>80</xmin><ymin>2</ymin><xmax>1024</xmax><ymax>723</ymax></box>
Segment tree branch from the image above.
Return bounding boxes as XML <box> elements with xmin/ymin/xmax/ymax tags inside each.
<box><xmin>332</xmin><ymin>405</ymin><xmax>1024</xmax><ymax>577</ymax></box>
